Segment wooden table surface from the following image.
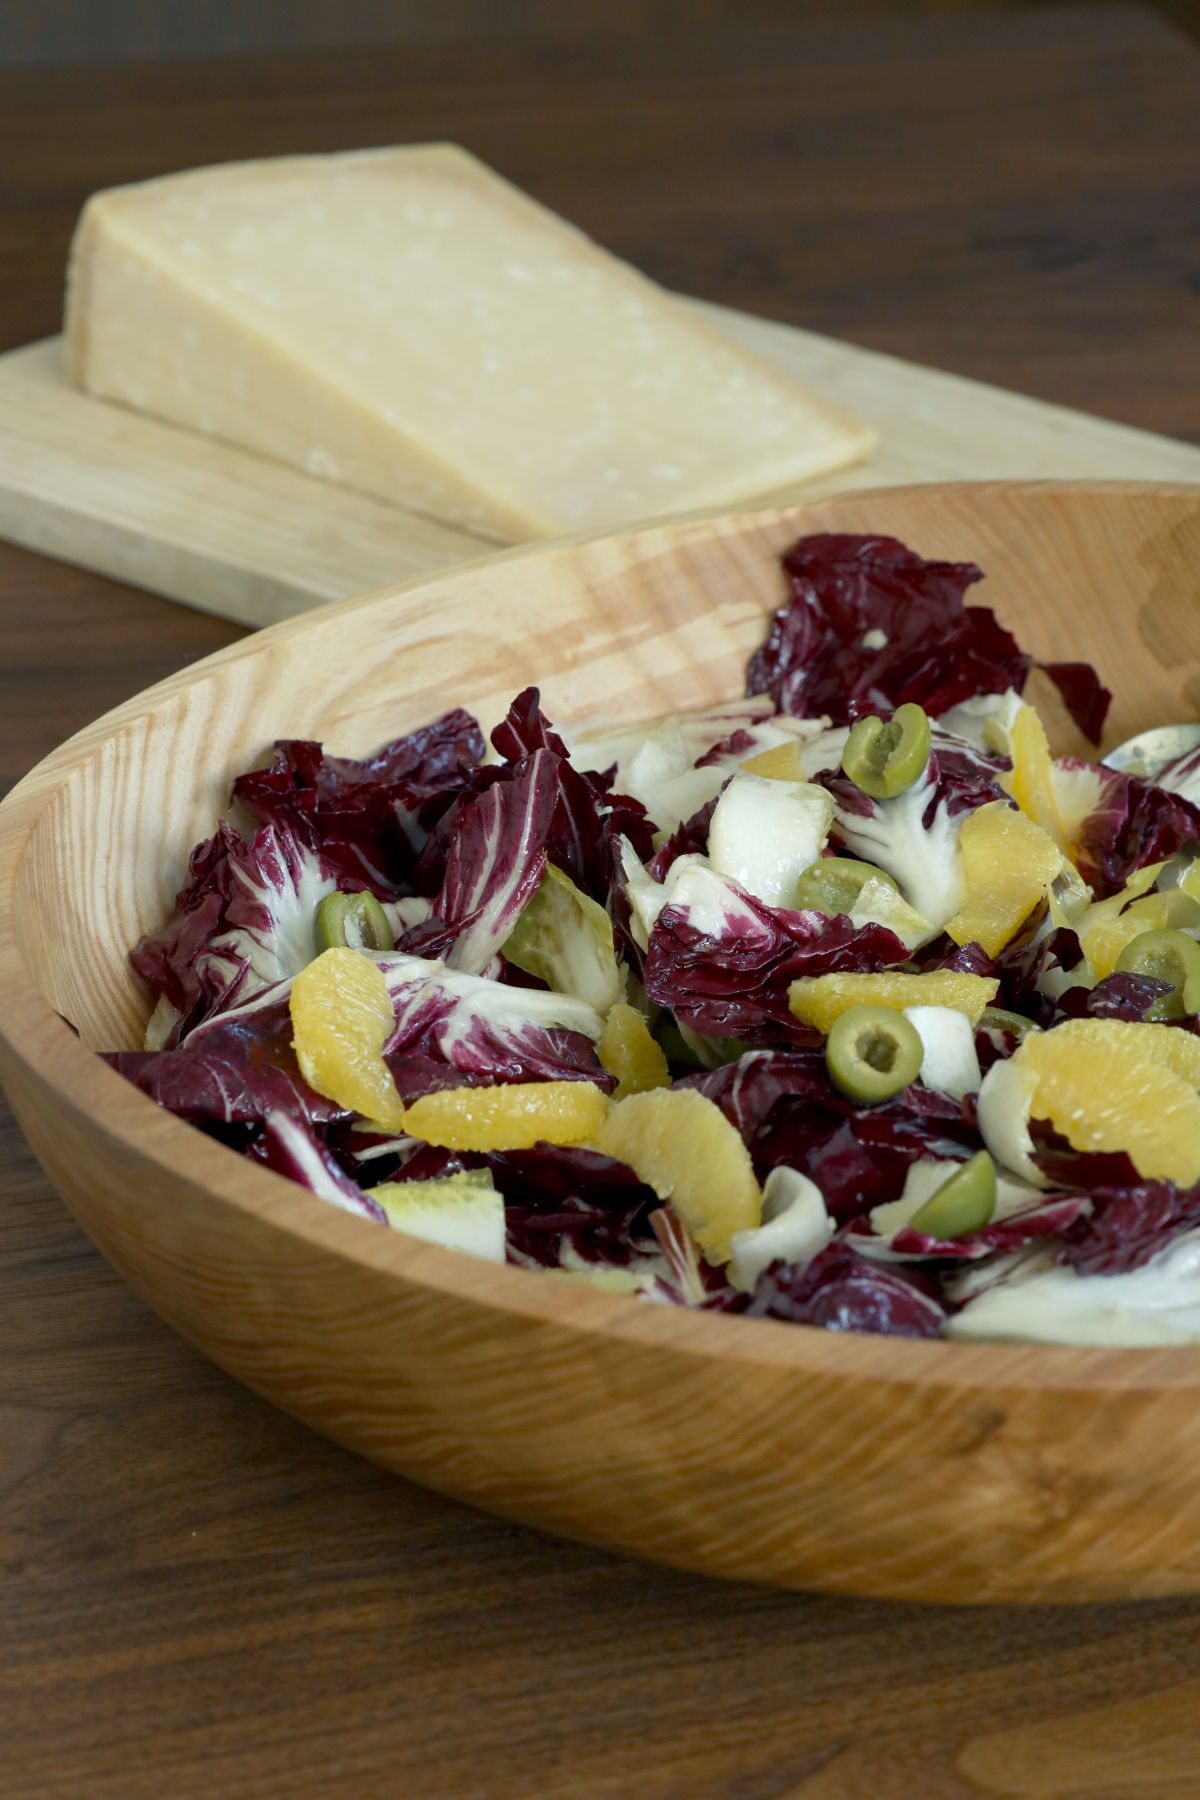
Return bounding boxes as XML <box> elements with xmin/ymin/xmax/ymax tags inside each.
<box><xmin>3</xmin><ymin>8</ymin><xmax>1200</xmax><ymax>1794</ymax></box>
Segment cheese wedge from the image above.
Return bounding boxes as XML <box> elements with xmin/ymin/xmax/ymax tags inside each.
<box><xmin>64</xmin><ymin>145</ymin><xmax>873</xmax><ymax>541</ymax></box>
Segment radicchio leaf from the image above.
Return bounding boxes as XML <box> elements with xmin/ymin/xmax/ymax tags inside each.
<box><xmin>643</xmin><ymin>872</ymin><xmax>908</xmax><ymax>1043</ymax></box>
<box><xmin>1057</xmin><ymin>1179</ymin><xmax>1200</xmax><ymax>1276</ymax></box>
<box><xmin>683</xmin><ymin>1049</ymin><xmax>977</xmax><ymax>1221</ymax></box>
<box><xmin>748</xmin><ymin>534</ymin><xmax>1109</xmax><ymax>743</ymax></box>
<box><xmin>231</xmin><ymin>710</ymin><xmax>485</xmax><ymax>895</ymax></box>
<box><xmin>131</xmin><ymin>820</ymin><xmax>336</xmax><ymax>1041</ymax></box>
<box><xmin>491</xmin><ymin>687</ymin><xmax>655</xmax><ymax>898</ymax></box>
<box><xmin>867</xmin><ymin>1192</ymin><xmax>1091</xmax><ymax>1261</ymax></box>
<box><xmin>1039</xmin><ymin>662</ymin><xmax>1112</xmax><ymax>745</ymax></box>
<box><xmin>378</xmin><ymin>953</ymin><xmax>611</xmax><ymax>1100</ymax></box>
<box><xmin>1068</xmin><ymin>762</ymin><xmax>1200</xmax><ymax>896</ymax></box>
<box><xmin>491</xmin><ymin>1146</ymin><xmax>660</xmax><ymax>1271</ymax></box>
<box><xmin>745</xmin><ymin>1241</ymin><xmax>947</xmax><ymax>1338</ymax></box>
<box><xmin>411</xmin><ymin>749</ymin><xmax>559</xmax><ymax>973</ymax></box>
<box><xmin>1054</xmin><ymin>971</ymin><xmax>1174</xmax><ymax>1023</ymax></box>
<box><xmin>250</xmin><ymin>1111</ymin><xmax>386</xmax><ymax>1224</ymax></box>
<box><xmin>748</xmin><ymin>534</ymin><xmax>1013</xmax><ymax>724</ymax></box>
<box><xmin>105</xmin><ymin>995</ymin><xmax>342</xmax><ymax>1127</ymax></box>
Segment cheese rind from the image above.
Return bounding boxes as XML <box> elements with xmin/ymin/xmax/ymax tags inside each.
<box><xmin>65</xmin><ymin>145</ymin><xmax>874</xmax><ymax>540</ymax></box>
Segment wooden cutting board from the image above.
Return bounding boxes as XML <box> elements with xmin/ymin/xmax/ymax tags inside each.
<box><xmin>2</xmin><ymin>298</ymin><xmax>1199</xmax><ymax>629</ymax></box>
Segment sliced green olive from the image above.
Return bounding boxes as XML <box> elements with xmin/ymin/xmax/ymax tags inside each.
<box><xmin>979</xmin><ymin>1005</ymin><xmax>1036</xmax><ymax>1042</ymax></box>
<box><xmin>1114</xmin><ymin>927</ymin><xmax>1200</xmax><ymax>1020</ymax></box>
<box><xmin>794</xmin><ymin>856</ymin><xmax>898</xmax><ymax>916</ymax></box>
<box><xmin>909</xmin><ymin>1151</ymin><xmax>997</xmax><ymax>1240</ymax></box>
<box><xmin>841</xmin><ymin>703</ymin><xmax>932</xmax><ymax>801</ymax></box>
<box><xmin>313</xmin><ymin>890</ymin><xmax>395</xmax><ymax>954</ymax></box>
<box><xmin>825</xmin><ymin>1003</ymin><xmax>924</xmax><ymax>1104</ymax></box>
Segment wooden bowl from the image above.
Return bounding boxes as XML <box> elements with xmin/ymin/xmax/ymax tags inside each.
<box><xmin>3</xmin><ymin>480</ymin><xmax>1200</xmax><ymax>1606</ymax></box>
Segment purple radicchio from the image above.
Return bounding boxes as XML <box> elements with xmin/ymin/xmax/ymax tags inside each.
<box><xmin>1065</xmin><ymin>761</ymin><xmax>1200</xmax><ymax>896</ymax></box>
<box><xmin>747</xmin><ymin>533</ymin><xmax>1109</xmax><ymax>741</ymax></box>
<box><xmin>404</xmin><ymin>748</ymin><xmax>559</xmax><ymax>973</ymax></box>
<box><xmin>104</xmin><ymin>991</ymin><xmax>341</xmax><ymax>1127</ymax></box>
<box><xmin>377</xmin><ymin>953</ymin><xmax>612</xmax><ymax>1101</ymax></box>
<box><xmin>682</xmin><ymin>1049</ymin><xmax>978</xmax><ymax>1221</ymax></box>
<box><xmin>248</xmin><ymin>1110</ymin><xmax>386</xmax><ymax>1224</ymax></box>
<box><xmin>1056</xmin><ymin>1179</ymin><xmax>1200</xmax><ymax>1276</ymax></box>
<box><xmin>639</xmin><ymin>861</ymin><xmax>908</xmax><ymax>1043</ymax></box>
<box><xmin>491</xmin><ymin>687</ymin><xmax>655</xmax><ymax>897</ymax></box>
<box><xmin>491</xmin><ymin>1146</ymin><xmax>661</xmax><ymax>1272</ymax></box>
<box><xmin>744</xmin><ymin>1240</ymin><xmax>947</xmax><ymax>1338</ymax></box>
<box><xmin>231</xmin><ymin>709</ymin><xmax>485</xmax><ymax>896</ymax></box>
<box><xmin>131</xmin><ymin>819</ymin><xmax>337</xmax><ymax>1043</ymax></box>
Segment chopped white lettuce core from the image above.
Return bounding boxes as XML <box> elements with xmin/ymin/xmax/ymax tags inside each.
<box><xmin>385</xmin><ymin>895</ymin><xmax>433</xmax><ymax>935</ymax></box>
<box><xmin>976</xmin><ymin>1054</ymin><xmax>1049</xmax><ymax>1188</ymax></box>
<box><xmin>502</xmin><ymin>863</ymin><xmax>624</xmax><ymax>1014</ymax></box>
<box><xmin>849</xmin><ymin>874</ymin><xmax>936</xmax><ymax>951</ymax></box>
<box><xmin>946</xmin><ymin>1228</ymin><xmax>1200</xmax><ymax>1345</ymax></box>
<box><xmin>836</xmin><ymin>764</ymin><xmax>967</xmax><ymax>930</ymax></box>
<box><xmin>728</xmin><ymin>1167</ymin><xmax>833</xmax><ymax>1292</ymax></box>
<box><xmin>934</xmin><ymin>687</ymin><xmax>1024</xmax><ymax>753</ymax></box>
<box><xmin>144</xmin><ymin>992</ymin><xmax>182</xmax><ymax>1051</ymax></box>
<box><xmin>707</xmin><ymin>772</ymin><xmax>833</xmax><ymax>907</ymax></box>
<box><xmin>620</xmin><ymin>846</ymin><xmax>763</xmax><ymax>954</ymax></box>
<box><xmin>904</xmin><ymin>1004</ymin><xmax>981</xmax><ymax>1101</ymax></box>
<box><xmin>1048</xmin><ymin>759</ymin><xmax>1105</xmax><ymax>847</ymax></box>
<box><xmin>373</xmin><ymin>1175</ymin><xmax>507</xmax><ymax>1262</ymax></box>
<box><xmin>567</xmin><ymin>698</ymin><xmax>829</xmax><ymax>833</ymax></box>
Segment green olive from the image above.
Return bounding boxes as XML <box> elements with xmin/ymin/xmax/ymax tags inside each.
<box><xmin>313</xmin><ymin>890</ymin><xmax>395</xmax><ymax>954</ymax></box>
<box><xmin>908</xmin><ymin>1151</ymin><xmax>997</xmax><ymax>1239</ymax></box>
<box><xmin>825</xmin><ymin>1003</ymin><xmax>924</xmax><ymax>1103</ymax></box>
<box><xmin>1114</xmin><ymin>927</ymin><xmax>1200</xmax><ymax>1020</ymax></box>
<box><xmin>794</xmin><ymin>856</ymin><xmax>898</xmax><ymax>916</ymax></box>
<box><xmin>841</xmin><ymin>703</ymin><xmax>932</xmax><ymax>801</ymax></box>
<box><xmin>979</xmin><ymin>1005</ymin><xmax>1036</xmax><ymax>1042</ymax></box>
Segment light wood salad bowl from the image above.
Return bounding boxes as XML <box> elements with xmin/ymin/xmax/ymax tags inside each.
<box><xmin>3</xmin><ymin>480</ymin><xmax>1200</xmax><ymax>1605</ymax></box>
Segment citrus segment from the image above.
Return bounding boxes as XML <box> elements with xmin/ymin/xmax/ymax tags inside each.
<box><xmin>289</xmin><ymin>946</ymin><xmax>405</xmax><ymax>1130</ymax></box>
<box><xmin>945</xmin><ymin>801</ymin><xmax>1062</xmax><ymax>956</ymax></box>
<box><xmin>1005</xmin><ymin>703</ymin><xmax>1071</xmax><ymax>851</ymax></box>
<box><xmin>788</xmin><ymin>969</ymin><xmax>998</xmax><ymax>1035</ymax></box>
<box><xmin>598</xmin><ymin>1002</ymin><xmax>671</xmax><ymax>1099</ymax></box>
<box><xmin>402</xmin><ymin>1080</ymin><xmax>609</xmax><ymax>1151</ymax></box>
<box><xmin>1018</xmin><ymin>1019</ymin><xmax>1200</xmax><ymax>1185</ymax></box>
<box><xmin>596</xmin><ymin>1088</ymin><xmax>761</xmax><ymax>1264</ymax></box>
<box><xmin>739</xmin><ymin>740</ymin><xmax>807</xmax><ymax>782</ymax></box>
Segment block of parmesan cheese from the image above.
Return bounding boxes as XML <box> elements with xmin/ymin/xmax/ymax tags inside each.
<box><xmin>65</xmin><ymin>146</ymin><xmax>873</xmax><ymax>541</ymax></box>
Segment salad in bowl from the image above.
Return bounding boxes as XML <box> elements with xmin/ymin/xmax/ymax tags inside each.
<box><xmin>108</xmin><ymin>533</ymin><xmax>1200</xmax><ymax>1348</ymax></box>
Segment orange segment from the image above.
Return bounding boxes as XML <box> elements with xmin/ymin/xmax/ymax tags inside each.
<box><xmin>402</xmin><ymin>1080</ymin><xmax>609</xmax><ymax>1151</ymax></box>
<box><xmin>1019</xmin><ymin>1019</ymin><xmax>1200</xmax><ymax>1185</ymax></box>
<box><xmin>945</xmin><ymin>801</ymin><xmax>1062</xmax><ymax>957</ymax></box>
<box><xmin>598</xmin><ymin>1002</ymin><xmax>671</xmax><ymax>1099</ymax></box>
<box><xmin>788</xmin><ymin>969</ymin><xmax>998</xmax><ymax>1034</ymax></box>
<box><xmin>739</xmin><ymin>741</ymin><xmax>807</xmax><ymax>782</ymax></box>
<box><xmin>1005</xmin><ymin>703</ymin><xmax>1072</xmax><ymax>851</ymax></box>
<box><xmin>596</xmin><ymin>1088</ymin><xmax>760</xmax><ymax>1264</ymax></box>
<box><xmin>290</xmin><ymin>946</ymin><xmax>405</xmax><ymax>1130</ymax></box>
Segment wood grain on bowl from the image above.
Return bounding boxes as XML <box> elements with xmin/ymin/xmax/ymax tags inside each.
<box><xmin>2</xmin><ymin>480</ymin><xmax>1200</xmax><ymax>1605</ymax></box>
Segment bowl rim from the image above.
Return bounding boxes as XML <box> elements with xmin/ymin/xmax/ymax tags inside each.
<box><xmin>5</xmin><ymin>476</ymin><xmax>1200</xmax><ymax>1395</ymax></box>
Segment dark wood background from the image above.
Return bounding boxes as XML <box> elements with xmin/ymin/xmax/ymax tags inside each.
<box><xmin>3</xmin><ymin>8</ymin><xmax>1200</xmax><ymax>1795</ymax></box>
